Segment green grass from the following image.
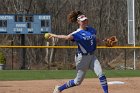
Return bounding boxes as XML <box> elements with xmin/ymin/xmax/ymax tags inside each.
<box><xmin>0</xmin><ymin>70</ymin><xmax>140</xmax><ymax>81</ymax></box>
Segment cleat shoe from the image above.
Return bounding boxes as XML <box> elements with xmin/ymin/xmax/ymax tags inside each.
<box><xmin>53</xmin><ymin>86</ymin><xmax>60</xmax><ymax>93</ymax></box>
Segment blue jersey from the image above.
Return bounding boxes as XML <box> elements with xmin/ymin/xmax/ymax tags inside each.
<box><xmin>71</xmin><ymin>26</ymin><xmax>97</xmax><ymax>54</ymax></box>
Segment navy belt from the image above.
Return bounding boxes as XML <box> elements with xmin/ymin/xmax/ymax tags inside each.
<box><xmin>76</xmin><ymin>52</ymin><xmax>94</xmax><ymax>56</ymax></box>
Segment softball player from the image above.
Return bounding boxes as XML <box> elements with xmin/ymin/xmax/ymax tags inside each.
<box><xmin>51</xmin><ymin>11</ymin><xmax>108</xmax><ymax>93</ymax></box>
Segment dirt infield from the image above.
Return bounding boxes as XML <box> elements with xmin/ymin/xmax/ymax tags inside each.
<box><xmin>0</xmin><ymin>77</ymin><xmax>140</xmax><ymax>93</ymax></box>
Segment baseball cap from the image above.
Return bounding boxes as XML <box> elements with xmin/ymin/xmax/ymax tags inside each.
<box><xmin>77</xmin><ymin>15</ymin><xmax>88</xmax><ymax>21</ymax></box>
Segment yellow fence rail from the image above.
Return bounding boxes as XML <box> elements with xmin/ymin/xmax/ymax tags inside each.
<box><xmin>0</xmin><ymin>46</ymin><xmax>140</xmax><ymax>49</ymax></box>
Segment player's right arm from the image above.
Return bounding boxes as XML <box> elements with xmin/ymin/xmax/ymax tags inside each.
<box><xmin>49</xmin><ymin>33</ymin><xmax>73</xmax><ymax>40</ymax></box>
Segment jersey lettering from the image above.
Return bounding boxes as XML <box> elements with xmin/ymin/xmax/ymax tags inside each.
<box><xmin>72</xmin><ymin>26</ymin><xmax>97</xmax><ymax>53</ymax></box>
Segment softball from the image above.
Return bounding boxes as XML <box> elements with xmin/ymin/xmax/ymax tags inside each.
<box><xmin>44</xmin><ymin>33</ymin><xmax>51</xmax><ymax>40</ymax></box>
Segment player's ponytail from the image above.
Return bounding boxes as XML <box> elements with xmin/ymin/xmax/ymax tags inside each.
<box><xmin>67</xmin><ymin>10</ymin><xmax>83</xmax><ymax>23</ymax></box>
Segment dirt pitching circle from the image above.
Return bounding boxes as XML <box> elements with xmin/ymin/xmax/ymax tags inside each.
<box><xmin>0</xmin><ymin>77</ymin><xmax>139</xmax><ymax>93</ymax></box>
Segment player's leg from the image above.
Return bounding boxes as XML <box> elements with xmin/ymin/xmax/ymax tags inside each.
<box><xmin>90</xmin><ymin>56</ymin><xmax>108</xmax><ymax>93</ymax></box>
<box><xmin>57</xmin><ymin>70</ymin><xmax>86</xmax><ymax>92</ymax></box>
<box><xmin>53</xmin><ymin>53</ymin><xmax>90</xmax><ymax>93</ymax></box>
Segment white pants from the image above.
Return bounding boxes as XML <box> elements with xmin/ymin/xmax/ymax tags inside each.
<box><xmin>74</xmin><ymin>53</ymin><xmax>103</xmax><ymax>85</ymax></box>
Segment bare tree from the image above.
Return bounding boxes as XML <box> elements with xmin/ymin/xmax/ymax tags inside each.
<box><xmin>0</xmin><ymin>0</ymin><xmax>140</xmax><ymax>69</ymax></box>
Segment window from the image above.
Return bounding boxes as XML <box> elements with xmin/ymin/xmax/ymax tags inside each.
<box><xmin>0</xmin><ymin>20</ymin><xmax>7</xmax><ymax>27</ymax></box>
<box><xmin>27</xmin><ymin>23</ymin><xmax>31</xmax><ymax>28</ymax></box>
<box><xmin>15</xmin><ymin>15</ymin><xmax>23</xmax><ymax>22</ymax></box>
<box><xmin>41</xmin><ymin>20</ymin><xmax>49</xmax><ymax>27</ymax></box>
<box><xmin>25</xmin><ymin>16</ymin><xmax>33</xmax><ymax>22</ymax></box>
